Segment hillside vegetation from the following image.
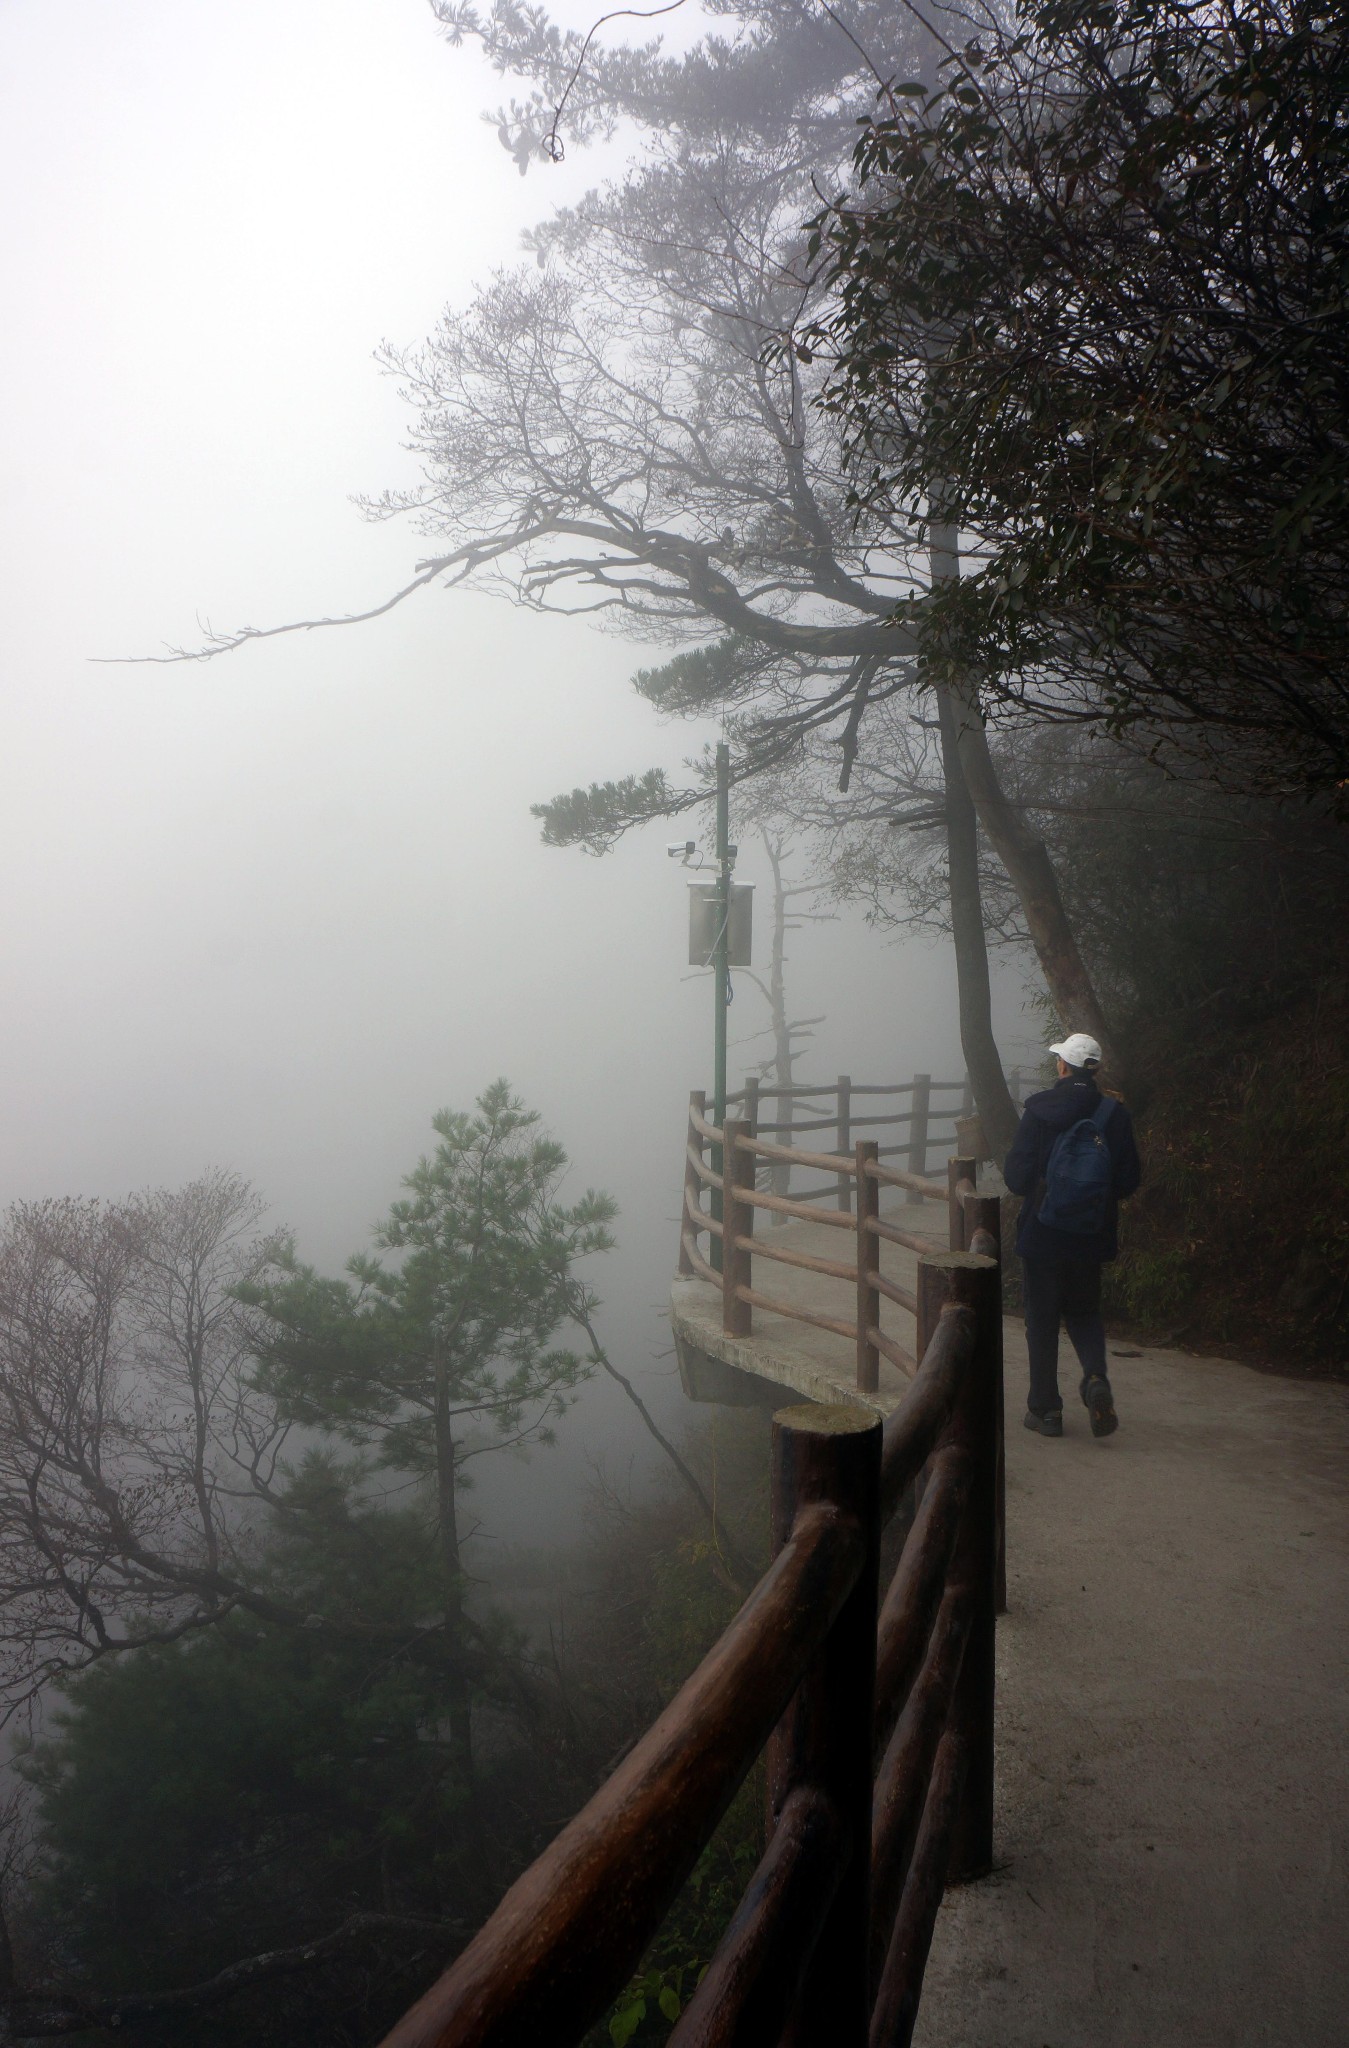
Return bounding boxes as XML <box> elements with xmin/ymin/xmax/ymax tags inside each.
<box><xmin>1025</xmin><ymin>750</ymin><xmax>1349</xmax><ymax>1370</ymax></box>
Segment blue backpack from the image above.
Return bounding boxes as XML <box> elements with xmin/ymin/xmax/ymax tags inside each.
<box><xmin>1038</xmin><ymin>1097</ymin><xmax>1118</xmax><ymax>1235</ymax></box>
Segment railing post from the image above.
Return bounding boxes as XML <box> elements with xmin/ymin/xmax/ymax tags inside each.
<box><xmin>908</xmin><ymin>1073</ymin><xmax>931</xmax><ymax>1178</ymax></box>
<box><xmin>721</xmin><ymin>1117</ymin><xmax>754</xmax><ymax>1338</ymax></box>
<box><xmin>965</xmin><ymin>1193</ymin><xmax>1007</xmax><ymax>1620</ymax></box>
<box><xmin>836</xmin><ymin>1074</ymin><xmax>852</xmax><ymax>1212</ymax></box>
<box><xmin>743</xmin><ymin>1075</ymin><xmax>763</xmax><ymax>1212</ymax></box>
<box><xmin>966</xmin><ymin>1194</ymin><xmax>1000</xmax><ymax>1261</ymax></box>
<box><xmin>955</xmin><ymin>1112</ymin><xmax>987</xmax><ymax>1165</ymax></box>
<box><xmin>768</xmin><ymin>1404</ymin><xmax>881</xmax><ymax>2048</ymax></box>
<box><xmin>945</xmin><ymin>1255</ymin><xmax>1000</xmax><ymax>1882</ymax></box>
<box><xmin>911</xmin><ymin>1251</ymin><xmax>950</xmax><ymax>1514</ymax></box>
<box><xmin>948</xmin><ymin>1154</ymin><xmax>976</xmax><ymax>1253</ymax></box>
<box><xmin>678</xmin><ymin>1089</ymin><xmax>706</xmax><ymax>1277</ymax></box>
<box><xmin>915</xmin><ymin>1253</ymin><xmax>947</xmax><ymax>1370</ymax></box>
<box><xmin>855</xmin><ymin>1140</ymin><xmax>880</xmax><ymax>1394</ymax></box>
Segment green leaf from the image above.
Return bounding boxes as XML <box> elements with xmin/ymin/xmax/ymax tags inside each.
<box><xmin>531</xmin><ymin>768</ymin><xmax>678</xmax><ymax>851</ymax></box>
<box><xmin>610</xmin><ymin>1999</ymin><xmax>647</xmax><ymax>2046</ymax></box>
<box><xmin>659</xmin><ymin>1985</ymin><xmax>682</xmax><ymax>2021</ymax></box>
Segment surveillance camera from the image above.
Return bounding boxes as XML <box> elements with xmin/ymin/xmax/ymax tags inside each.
<box><xmin>667</xmin><ymin>840</ymin><xmax>696</xmax><ymax>860</ymax></box>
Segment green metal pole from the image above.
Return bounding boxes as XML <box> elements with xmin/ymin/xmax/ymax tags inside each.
<box><xmin>714</xmin><ymin>742</ymin><xmax>731</xmax><ymax>1126</ymax></box>
<box><xmin>711</xmin><ymin>741</ymin><xmax>730</xmax><ymax>1272</ymax></box>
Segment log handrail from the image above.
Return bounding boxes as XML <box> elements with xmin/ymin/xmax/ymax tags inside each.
<box><xmin>749</xmin><ymin>1111</ymin><xmax>955</xmax><ymax>1137</ymax></box>
<box><xmin>679</xmin><ymin>1233</ymin><xmax>719</xmax><ymax>1288</ymax></box>
<box><xmin>726</xmin><ymin>1077</ymin><xmax>970</xmax><ymax>1101</ymax></box>
<box><xmin>879</xmin><ymin>1297</ymin><xmax>974</xmax><ymax>1518</ymax></box>
<box><xmin>687</xmin><ymin>1144</ymin><xmax>723</xmax><ymax>1192</ymax></box>
<box><xmin>681</xmin><ymin>1081</ymin><xmax>993</xmax><ymax>1414</ymax></box>
<box><xmin>379</xmin><ymin>1491</ymin><xmax>868</xmax><ymax>2048</ymax></box>
<box><xmin>684</xmin><ymin>1188</ymin><xmax>723</xmax><ymax>1240</ymax></box>
<box><xmin>753</xmin><ymin>1114</ymin><xmax>847</xmax><ymax>1135</ymax></box>
<box><xmin>777</xmin><ymin>1180</ymin><xmax>852</xmax><ymax>1206</ymax></box>
<box><xmin>868</xmin><ymin>1214</ymin><xmax>944</xmax><ymax>1257</ymax></box>
<box><xmin>870</xmin><ymin>1267</ymin><xmax>919</xmax><ymax>1316</ymax></box>
<box><xmin>871</xmin><ymin>1579</ymin><xmax>972</xmax><ymax>1948</ymax></box>
<box><xmin>868</xmin><ymin>1324</ymin><xmax>917</xmax><ymax>1376</ymax></box>
<box><xmin>667</xmin><ymin>1783</ymin><xmax>846</xmax><ymax>2042</ymax></box>
<box><xmin>874</xmin><ymin>1444</ymin><xmax>969</xmax><ymax>1755</ymax></box>
<box><xmin>736</xmin><ymin>1186</ymin><xmax>857</xmax><ymax>1229</ymax></box>
<box><xmin>379</xmin><ymin>1250</ymin><xmax>1002</xmax><ymax>2048</ymax></box>
<box><xmin>866</xmin><ymin>1158</ymin><xmax>949</xmax><ymax>1203</ymax></box>
<box><xmin>736</xmin><ymin>1131</ymin><xmax>858</xmax><ymax>1175</ymax></box>
<box><xmin>739</xmin><ymin>1236</ymin><xmax>859</xmax><ymax>1285</ymax></box>
<box><xmin>689</xmin><ymin>1104</ymin><xmax>723</xmax><ymax>1145</ymax></box>
<box><xmin>735</xmin><ymin>1283</ymin><xmax>859</xmax><ymax>1345</ymax></box>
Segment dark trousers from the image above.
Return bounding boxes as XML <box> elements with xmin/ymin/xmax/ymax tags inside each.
<box><xmin>1022</xmin><ymin>1257</ymin><xmax>1109</xmax><ymax>1416</ymax></box>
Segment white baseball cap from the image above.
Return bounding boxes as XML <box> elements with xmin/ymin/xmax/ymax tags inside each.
<box><xmin>1048</xmin><ymin>1032</ymin><xmax>1102</xmax><ymax>1069</ymax></box>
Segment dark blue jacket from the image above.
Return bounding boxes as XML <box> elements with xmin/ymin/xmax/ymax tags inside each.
<box><xmin>1003</xmin><ymin>1075</ymin><xmax>1141</xmax><ymax>1262</ymax></box>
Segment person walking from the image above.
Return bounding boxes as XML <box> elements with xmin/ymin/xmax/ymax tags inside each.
<box><xmin>1003</xmin><ymin>1033</ymin><xmax>1142</xmax><ymax>1438</ymax></box>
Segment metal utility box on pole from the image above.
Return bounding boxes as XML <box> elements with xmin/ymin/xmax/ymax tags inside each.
<box><xmin>671</xmin><ymin>742</ymin><xmax>749</xmax><ymax>1275</ymax></box>
<box><xmin>687</xmin><ymin>884</ymin><xmax>754</xmax><ymax>969</ymax></box>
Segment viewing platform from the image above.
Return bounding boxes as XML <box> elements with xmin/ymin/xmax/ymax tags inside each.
<box><xmin>673</xmin><ymin>1195</ymin><xmax>955</xmax><ymax>1415</ymax></box>
<box><xmin>670</xmin><ymin>1072</ymin><xmax>1009</xmax><ymax>1418</ymax></box>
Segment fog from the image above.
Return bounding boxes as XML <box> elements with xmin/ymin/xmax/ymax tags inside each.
<box><xmin>0</xmin><ymin>0</ymin><xmax>1033</xmax><ymax>1540</ymax></box>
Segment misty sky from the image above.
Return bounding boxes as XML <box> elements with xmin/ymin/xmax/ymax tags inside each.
<box><xmin>0</xmin><ymin>1</ymin><xmax>1034</xmax><ymax>1534</ymax></box>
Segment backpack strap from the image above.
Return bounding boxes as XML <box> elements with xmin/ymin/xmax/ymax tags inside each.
<box><xmin>1089</xmin><ymin>1096</ymin><xmax>1117</xmax><ymax>1134</ymax></box>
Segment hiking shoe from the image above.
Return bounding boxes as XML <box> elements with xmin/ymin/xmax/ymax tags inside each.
<box><xmin>1024</xmin><ymin>1408</ymin><xmax>1063</xmax><ymax>1437</ymax></box>
<box><xmin>1083</xmin><ymin>1376</ymin><xmax>1119</xmax><ymax>1439</ymax></box>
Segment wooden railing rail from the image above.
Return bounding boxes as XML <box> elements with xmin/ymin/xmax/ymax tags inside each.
<box><xmin>741</xmin><ymin>1132</ymin><xmax>863</xmax><ymax>1176</ymax></box>
<box><xmin>679</xmin><ymin>1099</ymin><xmax>1008</xmax><ymax>1625</ymax></box>
<box><xmin>747</xmin><ymin>1237</ymin><xmax>858</xmax><ymax>1283</ymax></box>
<box><xmin>680</xmin><ymin>1097</ymin><xmax>996</xmax><ymax>1398</ymax></box>
<box><xmin>867</xmin><ymin>1158</ymin><xmax>949</xmax><ymax>1204</ymax></box>
<box><xmin>720</xmin><ymin>1074</ymin><xmax>975</xmax><ymax>1201</ymax></box>
<box><xmin>869</xmin><ymin>1214</ymin><xmax>944</xmax><ymax>1257</ymax></box>
<box><xmin>379</xmin><ymin>1247</ymin><xmax>1001</xmax><ymax>2048</ymax></box>
<box><xmin>725</xmin><ymin>1070</ymin><xmax>1031</xmax><ymax>1110</ymax></box>
<box><xmin>724</xmin><ymin>1078</ymin><xmax>969</xmax><ymax>1100</ymax></box>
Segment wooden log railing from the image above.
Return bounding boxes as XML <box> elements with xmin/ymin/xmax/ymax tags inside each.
<box><xmin>378</xmin><ymin>1246</ymin><xmax>1002</xmax><ymax>2048</ymax></box>
<box><xmin>678</xmin><ymin>1097</ymin><xmax>1008</xmax><ymax>1614</ymax></box>
<box><xmin>679</xmin><ymin>1095</ymin><xmax>1000</xmax><ymax>1387</ymax></box>
<box><xmin>722</xmin><ymin>1073</ymin><xmax>971</xmax><ymax>1209</ymax></box>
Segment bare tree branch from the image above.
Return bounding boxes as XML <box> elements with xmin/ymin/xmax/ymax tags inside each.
<box><xmin>4</xmin><ymin>1913</ymin><xmax>465</xmax><ymax>2038</ymax></box>
<box><xmin>569</xmin><ymin>1298</ymin><xmax>756</xmax><ymax>1594</ymax></box>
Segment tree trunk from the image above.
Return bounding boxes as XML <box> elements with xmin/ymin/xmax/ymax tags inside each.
<box><xmin>935</xmin><ymin>686</ymin><xmax>1020</xmax><ymax>1159</ymax></box>
<box><xmin>434</xmin><ymin>1347</ymin><xmax>492</xmax><ymax>1896</ymax></box>
<box><xmin>927</xmin><ymin>524</ymin><xmax>1019</xmax><ymax>1157</ymax></box>
<box><xmin>928</xmin><ymin>523</ymin><xmax>1126</xmax><ymax>1098</ymax></box>
<box><xmin>947</xmin><ymin>685</ymin><xmax>1126</xmax><ymax>1083</ymax></box>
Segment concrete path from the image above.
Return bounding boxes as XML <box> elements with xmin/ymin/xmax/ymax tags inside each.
<box><xmin>916</xmin><ymin>1327</ymin><xmax>1349</xmax><ymax>2048</ymax></box>
<box><xmin>671</xmin><ymin>1204</ymin><xmax>1349</xmax><ymax>2041</ymax></box>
